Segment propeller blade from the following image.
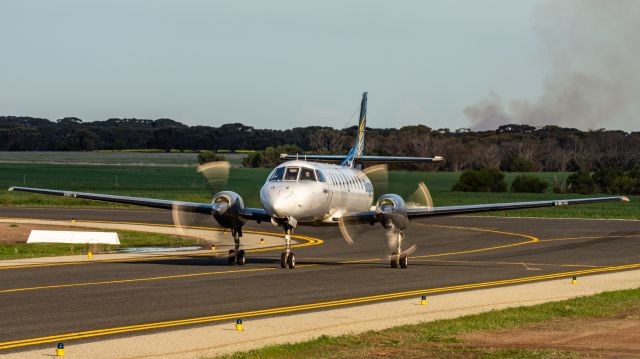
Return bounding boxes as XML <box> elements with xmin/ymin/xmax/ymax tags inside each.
<box><xmin>385</xmin><ymin>244</ymin><xmax>417</xmax><ymax>260</ymax></box>
<box><xmin>171</xmin><ymin>204</ymin><xmax>197</xmax><ymax>235</ymax></box>
<box><xmin>407</xmin><ymin>181</ymin><xmax>433</xmax><ymax>209</ymax></box>
<box><xmin>338</xmin><ymin>214</ymin><xmax>377</xmax><ymax>245</ymax></box>
<box><xmin>363</xmin><ymin>164</ymin><xmax>388</xmax><ymax>198</ymax></box>
<box><xmin>197</xmin><ymin>161</ymin><xmax>231</xmax><ymax>193</ymax></box>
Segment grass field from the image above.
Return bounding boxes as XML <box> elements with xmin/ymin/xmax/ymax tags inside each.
<box><xmin>0</xmin><ymin>163</ymin><xmax>637</xmax><ymax>219</ymax></box>
<box><xmin>0</xmin><ymin>151</ymin><xmax>248</xmax><ymax>166</ymax></box>
<box><xmin>217</xmin><ymin>288</ymin><xmax>640</xmax><ymax>359</ymax></box>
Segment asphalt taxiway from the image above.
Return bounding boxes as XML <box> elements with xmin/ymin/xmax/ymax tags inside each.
<box><xmin>0</xmin><ymin>207</ymin><xmax>639</xmax><ymax>353</ymax></box>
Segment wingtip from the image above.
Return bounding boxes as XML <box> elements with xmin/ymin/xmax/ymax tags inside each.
<box><xmin>622</xmin><ymin>196</ymin><xmax>630</xmax><ymax>202</ymax></box>
<box><xmin>8</xmin><ymin>186</ymin><xmax>14</xmax><ymax>192</ymax></box>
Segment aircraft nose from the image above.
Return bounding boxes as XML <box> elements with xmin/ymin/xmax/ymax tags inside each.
<box><xmin>261</xmin><ymin>184</ymin><xmax>296</xmax><ymax>218</ymax></box>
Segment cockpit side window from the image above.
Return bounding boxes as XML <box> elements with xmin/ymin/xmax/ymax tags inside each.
<box><xmin>268</xmin><ymin>167</ymin><xmax>285</xmax><ymax>182</ymax></box>
<box><xmin>315</xmin><ymin>169</ymin><xmax>326</xmax><ymax>182</ymax></box>
<box><xmin>284</xmin><ymin>167</ymin><xmax>300</xmax><ymax>181</ymax></box>
<box><xmin>300</xmin><ymin>167</ymin><xmax>317</xmax><ymax>181</ymax></box>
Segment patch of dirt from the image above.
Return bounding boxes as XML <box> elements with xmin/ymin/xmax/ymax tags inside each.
<box><xmin>459</xmin><ymin>306</ymin><xmax>640</xmax><ymax>358</ymax></box>
<box><xmin>0</xmin><ymin>223</ymin><xmax>85</xmax><ymax>243</ymax></box>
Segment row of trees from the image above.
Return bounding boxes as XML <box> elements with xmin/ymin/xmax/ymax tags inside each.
<box><xmin>2</xmin><ymin>117</ymin><xmax>639</xmax><ymax>172</ymax></box>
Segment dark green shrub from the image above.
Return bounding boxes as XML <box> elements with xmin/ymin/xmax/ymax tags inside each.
<box><xmin>511</xmin><ymin>174</ymin><xmax>548</xmax><ymax>193</ymax></box>
<box><xmin>566</xmin><ymin>170</ymin><xmax>597</xmax><ymax>194</ymax></box>
<box><xmin>501</xmin><ymin>156</ymin><xmax>535</xmax><ymax>172</ymax></box>
<box><xmin>452</xmin><ymin>168</ymin><xmax>507</xmax><ymax>192</ymax></box>
<box><xmin>197</xmin><ymin>150</ymin><xmax>226</xmax><ymax>164</ymax></box>
<box><xmin>593</xmin><ymin>168</ymin><xmax>624</xmax><ymax>194</ymax></box>
<box><xmin>242</xmin><ymin>144</ymin><xmax>302</xmax><ymax>168</ymax></box>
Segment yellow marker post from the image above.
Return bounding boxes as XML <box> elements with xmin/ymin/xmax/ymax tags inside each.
<box><xmin>572</xmin><ymin>275</ymin><xmax>577</xmax><ymax>285</ymax></box>
<box><xmin>235</xmin><ymin>319</ymin><xmax>243</xmax><ymax>331</ymax></box>
<box><xmin>56</xmin><ymin>343</ymin><xmax>64</xmax><ymax>356</ymax></box>
<box><xmin>420</xmin><ymin>295</ymin><xmax>427</xmax><ymax>305</ymax></box>
<box><xmin>87</xmin><ymin>251</ymin><xmax>93</xmax><ymax>259</ymax></box>
<box><xmin>211</xmin><ymin>244</ymin><xmax>216</xmax><ymax>250</ymax></box>
<box><xmin>260</xmin><ymin>238</ymin><xmax>264</xmax><ymax>245</ymax></box>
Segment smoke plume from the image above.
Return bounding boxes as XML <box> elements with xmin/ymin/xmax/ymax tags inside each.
<box><xmin>465</xmin><ymin>0</ymin><xmax>640</xmax><ymax>131</ymax></box>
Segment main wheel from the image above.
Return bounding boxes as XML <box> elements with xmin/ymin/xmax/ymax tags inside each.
<box><xmin>399</xmin><ymin>255</ymin><xmax>408</xmax><ymax>269</ymax></box>
<box><xmin>390</xmin><ymin>252</ymin><xmax>399</xmax><ymax>268</ymax></box>
<box><xmin>287</xmin><ymin>252</ymin><xmax>296</xmax><ymax>269</ymax></box>
<box><xmin>228</xmin><ymin>249</ymin><xmax>236</xmax><ymax>265</ymax></box>
<box><xmin>236</xmin><ymin>250</ymin><xmax>246</xmax><ymax>265</ymax></box>
<box><xmin>280</xmin><ymin>252</ymin><xmax>288</xmax><ymax>268</ymax></box>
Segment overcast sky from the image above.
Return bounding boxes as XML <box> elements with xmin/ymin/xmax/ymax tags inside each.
<box><xmin>2</xmin><ymin>0</ymin><xmax>633</xmax><ymax>131</ymax></box>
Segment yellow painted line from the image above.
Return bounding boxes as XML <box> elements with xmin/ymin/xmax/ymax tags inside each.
<box><xmin>2</xmin><ymin>262</ymin><xmax>640</xmax><ymax>350</ymax></box>
<box><xmin>540</xmin><ymin>234</ymin><xmax>640</xmax><ymax>242</ymax></box>
<box><xmin>343</xmin><ymin>223</ymin><xmax>540</xmax><ymax>264</ymax></box>
<box><xmin>0</xmin><ymin>218</ymin><xmax>323</xmax><ymax>270</ymax></box>
<box><xmin>411</xmin><ymin>258</ymin><xmax>602</xmax><ymax>269</ymax></box>
<box><xmin>0</xmin><ymin>264</ymin><xmax>318</xmax><ymax>294</ymax></box>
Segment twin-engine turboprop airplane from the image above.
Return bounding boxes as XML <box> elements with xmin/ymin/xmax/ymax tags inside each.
<box><xmin>8</xmin><ymin>92</ymin><xmax>630</xmax><ymax>269</ymax></box>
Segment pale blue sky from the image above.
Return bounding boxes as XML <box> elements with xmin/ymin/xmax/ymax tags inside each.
<box><xmin>0</xmin><ymin>0</ymin><xmax>546</xmax><ymax>129</ymax></box>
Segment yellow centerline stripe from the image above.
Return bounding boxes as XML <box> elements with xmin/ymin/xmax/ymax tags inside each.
<box><xmin>410</xmin><ymin>258</ymin><xmax>602</xmax><ymax>268</ymax></box>
<box><xmin>540</xmin><ymin>234</ymin><xmax>640</xmax><ymax>242</ymax></box>
<box><xmin>344</xmin><ymin>223</ymin><xmax>540</xmax><ymax>264</ymax></box>
<box><xmin>2</xmin><ymin>262</ymin><xmax>639</xmax><ymax>350</ymax></box>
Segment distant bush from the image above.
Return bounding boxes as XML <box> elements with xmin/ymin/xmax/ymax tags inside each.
<box><xmin>511</xmin><ymin>174</ymin><xmax>548</xmax><ymax>193</ymax></box>
<box><xmin>593</xmin><ymin>167</ymin><xmax>640</xmax><ymax>195</ymax></box>
<box><xmin>197</xmin><ymin>150</ymin><xmax>226</xmax><ymax>164</ymax></box>
<box><xmin>242</xmin><ymin>144</ymin><xmax>303</xmax><ymax>168</ymax></box>
<box><xmin>566</xmin><ymin>170</ymin><xmax>597</xmax><ymax>194</ymax></box>
<box><xmin>452</xmin><ymin>168</ymin><xmax>507</xmax><ymax>192</ymax></box>
<box><xmin>501</xmin><ymin>156</ymin><xmax>535</xmax><ymax>172</ymax></box>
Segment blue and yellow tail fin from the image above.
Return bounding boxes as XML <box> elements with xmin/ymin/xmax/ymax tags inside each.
<box><xmin>342</xmin><ymin>92</ymin><xmax>367</xmax><ymax>167</ymax></box>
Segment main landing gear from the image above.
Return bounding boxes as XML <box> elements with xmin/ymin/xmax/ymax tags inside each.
<box><xmin>227</xmin><ymin>228</ymin><xmax>246</xmax><ymax>265</ymax></box>
<box><xmin>280</xmin><ymin>225</ymin><xmax>296</xmax><ymax>269</ymax></box>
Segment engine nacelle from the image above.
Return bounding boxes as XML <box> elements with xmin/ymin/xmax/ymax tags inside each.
<box><xmin>211</xmin><ymin>191</ymin><xmax>247</xmax><ymax>229</ymax></box>
<box><xmin>375</xmin><ymin>194</ymin><xmax>409</xmax><ymax>231</ymax></box>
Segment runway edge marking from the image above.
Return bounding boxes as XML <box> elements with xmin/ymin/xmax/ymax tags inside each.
<box><xmin>2</xmin><ymin>262</ymin><xmax>640</xmax><ymax>350</ymax></box>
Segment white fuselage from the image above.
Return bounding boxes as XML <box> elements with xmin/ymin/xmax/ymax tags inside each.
<box><xmin>259</xmin><ymin>160</ymin><xmax>374</xmax><ymax>224</ymax></box>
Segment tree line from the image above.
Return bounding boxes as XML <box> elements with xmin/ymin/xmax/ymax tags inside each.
<box><xmin>2</xmin><ymin>117</ymin><xmax>639</xmax><ymax>172</ymax></box>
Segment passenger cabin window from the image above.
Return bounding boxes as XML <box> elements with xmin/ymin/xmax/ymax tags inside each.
<box><xmin>268</xmin><ymin>167</ymin><xmax>285</xmax><ymax>182</ymax></box>
<box><xmin>300</xmin><ymin>167</ymin><xmax>317</xmax><ymax>181</ymax></box>
<box><xmin>316</xmin><ymin>170</ymin><xmax>327</xmax><ymax>182</ymax></box>
<box><xmin>284</xmin><ymin>167</ymin><xmax>300</xmax><ymax>181</ymax></box>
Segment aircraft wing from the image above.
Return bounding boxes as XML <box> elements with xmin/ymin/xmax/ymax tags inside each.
<box><xmin>7</xmin><ymin>186</ymin><xmax>271</xmax><ymax>221</ymax></box>
<box><xmin>342</xmin><ymin>196</ymin><xmax>629</xmax><ymax>221</ymax></box>
<box><xmin>280</xmin><ymin>154</ymin><xmax>445</xmax><ymax>163</ymax></box>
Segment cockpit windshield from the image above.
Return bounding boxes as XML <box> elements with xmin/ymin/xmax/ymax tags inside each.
<box><xmin>268</xmin><ymin>167</ymin><xmax>285</xmax><ymax>182</ymax></box>
<box><xmin>284</xmin><ymin>167</ymin><xmax>300</xmax><ymax>181</ymax></box>
<box><xmin>300</xmin><ymin>167</ymin><xmax>317</xmax><ymax>181</ymax></box>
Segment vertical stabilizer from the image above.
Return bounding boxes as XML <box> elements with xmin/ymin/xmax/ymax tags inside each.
<box><xmin>342</xmin><ymin>92</ymin><xmax>367</xmax><ymax>167</ymax></box>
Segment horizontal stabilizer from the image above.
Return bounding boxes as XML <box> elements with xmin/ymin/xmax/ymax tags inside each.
<box><xmin>280</xmin><ymin>154</ymin><xmax>445</xmax><ymax>164</ymax></box>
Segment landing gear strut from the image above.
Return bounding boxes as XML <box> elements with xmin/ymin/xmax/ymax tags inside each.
<box><xmin>227</xmin><ymin>228</ymin><xmax>246</xmax><ymax>265</ymax></box>
<box><xmin>280</xmin><ymin>225</ymin><xmax>295</xmax><ymax>269</ymax></box>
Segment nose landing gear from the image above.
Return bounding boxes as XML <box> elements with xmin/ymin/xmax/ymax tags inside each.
<box><xmin>280</xmin><ymin>225</ymin><xmax>296</xmax><ymax>269</ymax></box>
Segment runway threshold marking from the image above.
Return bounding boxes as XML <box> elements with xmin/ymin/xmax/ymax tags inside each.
<box><xmin>2</xmin><ymin>262</ymin><xmax>640</xmax><ymax>351</ymax></box>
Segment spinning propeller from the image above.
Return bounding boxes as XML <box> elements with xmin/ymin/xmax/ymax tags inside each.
<box><xmin>339</xmin><ymin>164</ymin><xmax>434</xmax><ymax>267</ymax></box>
<box><xmin>171</xmin><ymin>161</ymin><xmax>231</xmax><ymax>235</ymax></box>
